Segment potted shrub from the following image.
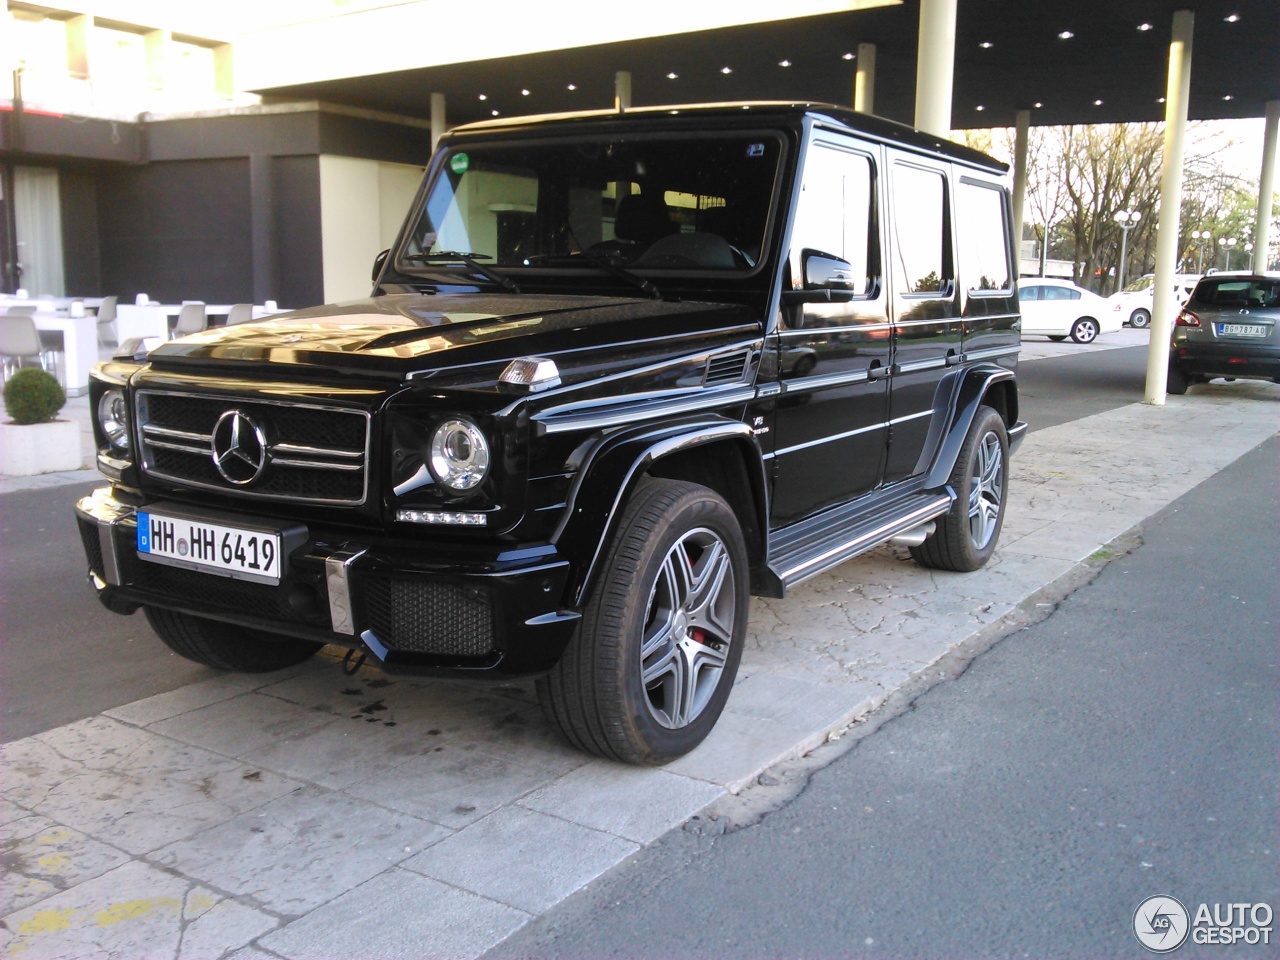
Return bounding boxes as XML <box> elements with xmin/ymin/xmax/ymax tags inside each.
<box><xmin>0</xmin><ymin>369</ymin><xmax>82</xmax><ymax>476</ymax></box>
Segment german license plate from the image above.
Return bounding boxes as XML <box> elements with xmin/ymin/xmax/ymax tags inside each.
<box><xmin>137</xmin><ymin>511</ymin><xmax>282</xmax><ymax>583</ymax></box>
<box><xmin>1217</xmin><ymin>323</ymin><xmax>1266</xmax><ymax>338</ymax></box>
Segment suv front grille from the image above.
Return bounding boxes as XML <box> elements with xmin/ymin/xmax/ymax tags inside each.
<box><xmin>137</xmin><ymin>390</ymin><xmax>370</xmax><ymax>505</ymax></box>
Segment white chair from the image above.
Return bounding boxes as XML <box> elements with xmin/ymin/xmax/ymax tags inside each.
<box><xmin>225</xmin><ymin>303</ymin><xmax>255</xmax><ymax>325</ymax></box>
<box><xmin>172</xmin><ymin>302</ymin><xmax>207</xmax><ymax>337</ymax></box>
<box><xmin>0</xmin><ymin>314</ymin><xmax>55</xmax><ymax>382</ymax></box>
<box><xmin>96</xmin><ymin>295</ymin><xmax>119</xmax><ymax>346</ymax></box>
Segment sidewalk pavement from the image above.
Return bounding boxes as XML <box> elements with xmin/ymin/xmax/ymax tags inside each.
<box><xmin>2</xmin><ymin>350</ymin><xmax>1277</xmax><ymax>959</ymax></box>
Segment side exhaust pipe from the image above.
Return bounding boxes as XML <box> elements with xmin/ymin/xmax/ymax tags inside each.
<box><xmin>888</xmin><ymin>521</ymin><xmax>935</xmax><ymax>548</ymax></box>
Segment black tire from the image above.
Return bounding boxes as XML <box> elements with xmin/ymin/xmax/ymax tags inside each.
<box><xmin>537</xmin><ymin>478</ymin><xmax>748</xmax><ymax>764</ymax></box>
<box><xmin>1048</xmin><ymin>335</ymin><xmax>1068</xmax><ymax>342</ymax></box>
<box><xmin>911</xmin><ymin>406</ymin><xmax>1008</xmax><ymax>573</ymax></box>
<box><xmin>1166</xmin><ymin>360</ymin><xmax>1189</xmax><ymax>395</ymax></box>
<box><xmin>1070</xmin><ymin>317</ymin><xmax>1100</xmax><ymax>343</ymax></box>
<box><xmin>144</xmin><ymin>606</ymin><xmax>323</xmax><ymax>672</ymax></box>
<box><xmin>1129</xmin><ymin>309</ymin><xmax>1151</xmax><ymax>329</ymax></box>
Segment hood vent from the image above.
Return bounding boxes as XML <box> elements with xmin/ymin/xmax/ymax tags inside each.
<box><xmin>704</xmin><ymin>349</ymin><xmax>751</xmax><ymax>386</ymax></box>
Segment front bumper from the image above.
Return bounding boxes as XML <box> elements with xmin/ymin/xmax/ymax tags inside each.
<box><xmin>74</xmin><ymin>487</ymin><xmax>579</xmax><ymax>676</ymax></box>
<box><xmin>1172</xmin><ymin>341</ymin><xmax>1280</xmax><ymax>382</ymax></box>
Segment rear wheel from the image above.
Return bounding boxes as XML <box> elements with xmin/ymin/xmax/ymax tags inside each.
<box><xmin>537</xmin><ymin>479</ymin><xmax>747</xmax><ymax>764</ymax></box>
<box><xmin>912</xmin><ymin>407</ymin><xmax>1008</xmax><ymax>573</ymax></box>
<box><xmin>1070</xmin><ymin>317</ymin><xmax>1100</xmax><ymax>343</ymax></box>
<box><xmin>1129</xmin><ymin>309</ymin><xmax>1151</xmax><ymax>328</ymax></box>
<box><xmin>1166</xmin><ymin>359</ymin><xmax>1189</xmax><ymax>395</ymax></box>
<box><xmin>144</xmin><ymin>606</ymin><xmax>323</xmax><ymax>672</ymax></box>
<box><xmin>1048</xmin><ymin>335</ymin><xmax>1067</xmax><ymax>342</ymax></box>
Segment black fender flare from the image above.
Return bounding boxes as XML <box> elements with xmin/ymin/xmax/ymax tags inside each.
<box><xmin>552</xmin><ymin>418</ymin><xmax>768</xmax><ymax>608</ymax></box>
<box><xmin>923</xmin><ymin>365</ymin><xmax>1018</xmax><ymax>490</ymax></box>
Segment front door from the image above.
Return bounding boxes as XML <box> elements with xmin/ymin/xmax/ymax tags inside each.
<box><xmin>769</xmin><ymin>136</ymin><xmax>890</xmax><ymax>527</ymax></box>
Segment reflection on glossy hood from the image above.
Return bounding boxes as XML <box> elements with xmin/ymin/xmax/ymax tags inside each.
<box><xmin>146</xmin><ymin>293</ymin><xmax>759</xmax><ymax>380</ymax></box>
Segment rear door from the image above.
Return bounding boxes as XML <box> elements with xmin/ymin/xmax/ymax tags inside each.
<box><xmin>883</xmin><ymin>152</ymin><xmax>961</xmax><ymax>483</ymax></box>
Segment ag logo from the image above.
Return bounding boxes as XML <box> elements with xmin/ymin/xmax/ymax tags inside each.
<box><xmin>1134</xmin><ymin>896</ymin><xmax>1190</xmax><ymax>953</ymax></box>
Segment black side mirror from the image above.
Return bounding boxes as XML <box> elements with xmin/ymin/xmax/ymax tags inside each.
<box><xmin>371</xmin><ymin>249</ymin><xmax>390</xmax><ymax>284</ymax></box>
<box><xmin>781</xmin><ymin>249</ymin><xmax>858</xmax><ymax>304</ymax></box>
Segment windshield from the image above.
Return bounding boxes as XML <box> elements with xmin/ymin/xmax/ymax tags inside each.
<box><xmin>1123</xmin><ymin>276</ymin><xmax>1155</xmax><ymax>293</ymax></box>
<box><xmin>398</xmin><ymin>133</ymin><xmax>783</xmax><ymax>279</ymax></box>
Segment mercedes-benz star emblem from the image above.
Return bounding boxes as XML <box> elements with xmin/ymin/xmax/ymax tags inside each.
<box><xmin>211</xmin><ymin>410</ymin><xmax>268</xmax><ymax>485</ymax></box>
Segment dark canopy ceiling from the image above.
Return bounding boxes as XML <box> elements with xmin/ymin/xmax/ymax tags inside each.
<box><xmin>256</xmin><ymin>0</ymin><xmax>1280</xmax><ymax>131</ymax></box>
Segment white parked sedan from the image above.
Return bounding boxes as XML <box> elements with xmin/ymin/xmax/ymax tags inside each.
<box><xmin>1018</xmin><ymin>278</ymin><xmax>1120</xmax><ymax>343</ymax></box>
<box><xmin>1105</xmin><ymin>273</ymin><xmax>1199</xmax><ymax>328</ymax></box>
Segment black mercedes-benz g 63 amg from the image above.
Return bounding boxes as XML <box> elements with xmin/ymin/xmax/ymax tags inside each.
<box><xmin>75</xmin><ymin>102</ymin><xmax>1026</xmax><ymax>764</ymax></box>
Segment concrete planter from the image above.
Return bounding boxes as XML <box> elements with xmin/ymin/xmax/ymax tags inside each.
<box><xmin>0</xmin><ymin>419</ymin><xmax>83</xmax><ymax>476</ymax></box>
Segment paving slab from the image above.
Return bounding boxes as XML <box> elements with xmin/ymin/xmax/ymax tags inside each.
<box><xmin>1</xmin><ymin>384</ymin><xmax>1277</xmax><ymax>959</ymax></box>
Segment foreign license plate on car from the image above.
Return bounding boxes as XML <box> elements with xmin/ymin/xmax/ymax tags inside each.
<box><xmin>1217</xmin><ymin>323</ymin><xmax>1267</xmax><ymax>338</ymax></box>
<box><xmin>137</xmin><ymin>511</ymin><xmax>282</xmax><ymax>583</ymax></box>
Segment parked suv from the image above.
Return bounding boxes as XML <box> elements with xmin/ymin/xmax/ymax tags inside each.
<box><xmin>75</xmin><ymin>103</ymin><xmax>1026</xmax><ymax>764</ymax></box>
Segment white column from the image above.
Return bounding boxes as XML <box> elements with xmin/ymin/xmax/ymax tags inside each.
<box><xmin>854</xmin><ymin>42</ymin><xmax>876</xmax><ymax>114</ymax></box>
<box><xmin>430</xmin><ymin>92</ymin><xmax>447</xmax><ymax>152</ymax></box>
<box><xmin>1145</xmin><ymin>10</ymin><xmax>1194</xmax><ymax>406</ymax></box>
<box><xmin>1254</xmin><ymin>100</ymin><xmax>1279</xmax><ymax>272</ymax></box>
<box><xmin>615</xmin><ymin>70</ymin><xmax>632</xmax><ymax>113</ymax></box>
<box><xmin>1012</xmin><ymin>109</ymin><xmax>1031</xmax><ymax>273</ymax></box>
<box><xmin>914</xmin><ymin>0</ymin><xmax>957</xmax><ymax>136</ymax></box>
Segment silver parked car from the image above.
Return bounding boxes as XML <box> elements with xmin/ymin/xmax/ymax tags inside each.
<box><xmin>1168</xmin><ymin>273</ymin><xmax>1280</xmax><ymax>394</ymax></box>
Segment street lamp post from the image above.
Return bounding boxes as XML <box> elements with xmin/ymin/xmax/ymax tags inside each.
<box><xmin>1244</xmin><ymin>242</ymin><xmax>1254</xmax><ymax>271</ymax></box>
<box><xmin>1190</xmin><ymin>229</ymin><xmax>1210</xmax><ymax>274</ymax></box>
<box><xmin>1219</xmin><ymin>236</ymin><xmax>1238</xmax><ymax>270</ymax></box>
<box><xmin>1115</xmin><ymin>209</ymin><xmax>1142</xmax><ymax>292</ymax></box>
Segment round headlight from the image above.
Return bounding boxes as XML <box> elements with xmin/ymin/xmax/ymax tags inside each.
<box><xmin>97</xmin><ymin>389</ymin><xmax>131</xmax><ymax>455</ymax></box>
<box><xmin>429</xmin><ymin>419</ymin><xmax>490</xmax><ymax>492</ymax></box>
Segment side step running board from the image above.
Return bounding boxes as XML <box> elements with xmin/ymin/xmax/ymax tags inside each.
<box><xmin>766</xmin><ymin>491</ymin><xmax>953</xmax><ymax>594</ymax></box>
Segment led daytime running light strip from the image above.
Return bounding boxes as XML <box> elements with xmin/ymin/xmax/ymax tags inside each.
<box><xmin>397</xmin><ymin>509</ymin><xmax>487</xmax><ymax>526</ymax></box>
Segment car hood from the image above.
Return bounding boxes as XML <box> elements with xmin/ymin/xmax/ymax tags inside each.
<box><xmin>145</xmin><ymin>293</ymin><xmax>760</xmax><ymax>382</ymax></box>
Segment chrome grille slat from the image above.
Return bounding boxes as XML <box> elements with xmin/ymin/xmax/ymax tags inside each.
<box><xmin>136</xmin><ymin>389</ymin><xmax>371</xmax><ymax>506</ymax></box>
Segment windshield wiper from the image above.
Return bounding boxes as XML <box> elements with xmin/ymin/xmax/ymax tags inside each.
<box><xmin>533</xmin><ymin>252</ymin><xmax>662</xmax><ymax>300</ymax></box>
<box><xmin>402</xmin><ymin>251</ymin><xmax>521</xmax><ymax>294</ymax></box>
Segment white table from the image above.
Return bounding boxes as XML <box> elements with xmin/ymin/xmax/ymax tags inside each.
<box><xmin>116</xmin><ymin>303</ymin><xmax>280</xmax><ymax>335</ymax></box>
<box><xmin>31</xmin><ymin>311</ymin><xmax>99</xmax><ymax>397</ymax></box>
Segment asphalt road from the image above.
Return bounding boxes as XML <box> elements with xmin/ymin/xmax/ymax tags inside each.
<box><xmin>0</xmin><ymin>342</ymin><xmax>1171</xmax><ymax>743</ymax></box>
<box><xmin>486</xmin><ymin>435</ymin><xmax>1279</xmax><ymax>960</ymax></box>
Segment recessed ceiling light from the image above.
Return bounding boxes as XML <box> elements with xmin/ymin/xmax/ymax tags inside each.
<box><xmin>1058</xmin><ymin>30</ymin><xmax>1075</xmax><ymax>39</ymax></box>
<box><xmin>975</xmin><ymin>105</ymin><xmax>986</xmax><ymax>111</ymax></box>
<box><xmin>1093</xmin><ymin>99</ymin><xmax>1103</xmax><ymax>106</ymax></box>
<box><xmin>842</xmin><ymin>52</ymin><xmax>855</xmax><ymax>60</ymax></box>
<box><xmin>1034</xmin><ymin>101</ymin><xmax>1044</xmax><ymax>108</ymax></box>
<box><xmin>721</xmin><ymin>66</ymin><xmax>732</xmax><ymax>74</ymax></box>
<box><xmin>778</xmin><ymin>59</ymin><xmax>792</xmax><ymax>67</ymax></box>
<box><xmin>1157</xmin><ymin>96</ymin><xmax>1166</xmax><ymax>103</ymax></box>
<box><xmin>491</xmin><ymin>109</ymin><xmax>500</xmax><ymax>116</ymax></box>
<box><xmin>666</xmin><ymin>72</ymin><xmax>678</xmax><ymax>80</ymax></box>
<box><xmin>1224</xmin><ymin>13</ymin><xmax>1240</xmax><ymax>23</ymax></box>
<box><xmin>1137</xmin><ymin>22</ymin><xmax>1153</xmax><ymax>31</ymax></box>
<box><xmin>1222</xmin><ymin>94</ymin><xmax>1235</xmax><ymax>101</ymax></box>
<box><xmin>521</xmin><ymin>89</ymin><xmax>530</xmax><ymax>96</ymax></box>
<box><xmin>478</xmin><ymin>94</ymin><xmax>487</xmax><ymax>101</ymax></box>
<box><xmin>567</xmin><ymin>83</ymin><xmax>576</xmax><ymax>91</ymax></box>
<box><xmin>979</xmin><ymin>41</ymin><xmax>994</xmax><ymax>49</ymax></box>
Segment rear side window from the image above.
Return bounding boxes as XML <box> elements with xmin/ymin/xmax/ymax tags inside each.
<box><xmin>1043</xmin><ymin>286</ymin><xmax>1080</xmax><ymax>301</ymax></box>
<box><xmin>891</xmin><ymin>163</ymin><xmax>951</xmax><ymax>295</ymax></box>
<box><xmin>957</xmin><ymin>180</ymin><xmax>1011</xmax><ymax>294</ymax></box>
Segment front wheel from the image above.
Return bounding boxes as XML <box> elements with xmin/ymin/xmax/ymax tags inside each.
<box><xmin>1070</xmin><ymin>318</ymin><xmax>1100</xmax><ymax>343</ymax></box>
<box><xmin>1129</xmin><ymin>309</ymin><xmax>1151</xmax><ymax>329</ymax></box>
<box><xmin>145</xmin><ymin>607</ymin><xmax>323</xmax><ymax>672</ymax></box>
<box><xmin>537</xmin><ymin>479</ymin><xmax>748</xmax><ymax>764</ymax></box>
<box><xmin>911</xmin><ymin>407</ymin><xmax>1008</xmax><ymax>572</ymax></box>
<box><xmin>1048</xmin><ymin>335</ymin><xmax>1068</xmax><ymax>342</ymax></box>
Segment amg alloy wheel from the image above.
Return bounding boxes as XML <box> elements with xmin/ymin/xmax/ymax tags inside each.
<box><xmin>537</xmin><ymin>479</ymin><xmax>747</xmax><ymax>764</ymax></box>
<box><xmin>911</xmin><ymin>406</ymin><xmax>1008</xmax><ymax>572</ymax></box>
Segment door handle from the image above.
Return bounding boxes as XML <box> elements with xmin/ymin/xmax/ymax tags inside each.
<box><xmin>867</xmin><ymin>363</ymin><xmax>889</xmax><ymax>381</ymax></box>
